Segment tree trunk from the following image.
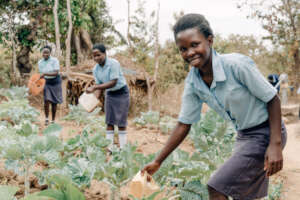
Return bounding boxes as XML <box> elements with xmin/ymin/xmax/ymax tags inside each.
<box><xmin>64</xmin><ymin>0</ymin><xmax>73</xmax><ymax>109</ymax></box>
<box><xmin>65</xmin><ymin>0</ymin><xmax>72</xmax><ymax>74</ymax></box>
<box><xmin>17</xmin><ymin>46</ymin><xmax>32</xmax><ymax>74</ymax></box>
<box><xmin>80</xmin><ymin>29</ymin><xmax>93</xmax><ymax>50</ymax></box>
<box><xmin>146</xmin><ymin>75</ymin><xmax>153</xmax><ymax>111</ymax></box>
<box><xmin>53</xmin><ymin>0</ymin><xmax>62</xmax><ymax>59</ymax></box>
<box><xmin>153</xmin><ymin>0</ymin><xmax>160</xmax><ymax>82</ymax></box>
<box><xmin>79</xmin><ymin>28</ymin><xmax>93</xmax><ymax>60</ymax></box>
<box><xmin>16</xmin><ymin>18</ymin><xmax>39</xmax><ymax>74</ymax></box>
<box><xmin>74</xmin><ymin>33</ymin><xmax>84</xmax><ymax>64</ymax></box>
<box><xmin>126</xmin><ymin>0</ymin><xmax>132</xmax><ymax>50</ymax></box>
<box><xmin>7</xmin><ymin>11</ymin><xmax>20</xmax><ymax>84</ymax></box>
<box><xmin>147</xmin><ymin>0</ymin><xmax>160</xmax><ymax>111</ymax></box>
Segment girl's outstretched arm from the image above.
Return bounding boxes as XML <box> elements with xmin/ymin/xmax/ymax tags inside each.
<box><xmin>142</xmin><ymin>122</ymin><xmax>191</xmax><ymax>175</ymax></box>
<box><xmin>265</xmin><ymin>95</ymin><xmax>283</xmax><ymax>176</ymax></box>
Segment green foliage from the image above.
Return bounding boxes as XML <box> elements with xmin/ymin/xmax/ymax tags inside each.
<box><xmin>159</xmin><ymin>116</ymin><xmax>177</xmax><ymax>134</ymax></box>
<box><xmin>128</xmin><ymin>0</ymin><xmax>156</xmax><ymax>66</ymax></box>
<box><xmin>0</xmin><ymin>176</ymin><xmax>86</xmax><ymax>200</ymax></box>
<box><xmin>134</xmin><ymin>111</ymin><xmax>176</xmax><ymax>134</ymax></box>
<box><xmin>95</xmin><ymin>144</ymin><xmax>154</xmax><ymax>200</ymax></box>
<box><xmin>0</xmin><ymin>87</ymin><xmax>39</xmax><ymax>125</ymax></box>
<box><xmin>1</xmin><ymin>124</ymin><xmax>63</xmax><ymax>175</ymax></box>
<box><xmin>43</xmin><ymin>123</ymin><xmax>63</xmax><ymax>136</ymax></box>
<box><xmin>158</xmin><ymin>41</ymin><xmax>188</xmax><ymax>90</ymax></box>
<box><xmin>264</xmin><ymin>180</ymin><xmax>283</xmax><ymax>200</ymax></box>
<box><xmin>239</xmin><ymin>0</ymin><xmax>300</xmax><ymax>83</ymax></box>
<box><xmin>33</xmin><ymin>175</ymin><xmax>85</xmax><ymax>200</ymax></box>
<box><xmin>0</xmin><ymin>185</ymin><xmax>19</xmax><ymax>200</ymax></box>
<box><xmin>189</xmin><ymin>109</ymin><xmax>235</xmax><ymax>172</ymax></box>
<box><xmin>0</xmin><ymin>86</ymin><xmax>28</xmax><ymax>100</ymax></box>
<box><xmin>62</xmin><ymin>105</ymin><xmax>105</xmax><ymax>132</ymax></box>
<box><xmin>179</xmin><ymin>181</ymin><xmax>208</xmax><ymax>200</ymax></box>
<box><xmin>0</xmin><ymin>99</ymin><xmax>39</xmax><ymax>124</ymax></box>
<box><xmin>133</xmin><ymin>111</ymin><xmax>160</xmax><ymax>126</ymax></box>
<box><xmin>0</xmin><ymin>50</ymin><xmax>11</xmax><ymax>88</ymax></box>
<box><xmin>129</xmin><ymin>191</ymin><xmax>167</xmax><ymax>200</ymax></box>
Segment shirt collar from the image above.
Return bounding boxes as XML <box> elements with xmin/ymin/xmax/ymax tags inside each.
<box><xmin>210</xmin><ymin>49</ymin><xmax>226</xmax><ymax>88</ymax></box>
<box><xmin>190</xmin><ymin>48</ymin><xmax>226</xmax><ymax>90</ymax></box>
<box><xmin>96</xmin><ymin>57</ymin><xmax>108</xmax><ymax>69</ymax></box>
<box><xmin>43</xmin><ymin>56</ymin><xmax>52</xmax><ymax>62</ymax></box>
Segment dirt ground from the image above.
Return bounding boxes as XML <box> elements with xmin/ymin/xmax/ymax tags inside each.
<box><xmin>279</xmin><ymin>122</ymin><xmax>300</xmax><ymax>200</ymax></box>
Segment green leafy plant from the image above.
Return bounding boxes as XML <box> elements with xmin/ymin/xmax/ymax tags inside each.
<box><xmin>129</xmin><ymin>191</ymin><xmax>167</xmax><ymax>200</ymax></box>
<box><xmin>133</xmin><ymin>111</ymin><xmax>160</xmax><ymax>126</ymax></box>
<box><xmin>189</xmin><ymin>109</ymin><xmax>235</xmax><ymax>172</ymax></box>
<box><xmin>159</xmin><ymin>116</ymin><xmax>176</xmax><ymax>134</ymax></box>
<box><xmin>0</xmin><ymin>86</ymin><xmax>28</xmax><ymax>100</ymax></box>
<box><xmin>36</xmin><ymin>175</ymin><xmax>86</xmax><ymax>200</ymax></box>
<box><xmin>0</xmin><ymin>185</ymin><xmax>19</xmax><ymax>200</ymax></box>
<box><xmin>179</xmin><ymin>181</ymin><xmax>208</xmax><ymax>200</ymax></box>
<box><xmin>264</xmin><ymin>180</ymin><xmax>283</xmax><ymax>200</ymax></box>
<box><xmin>0</xmin><ymin>99</ymin><xmax>39</xmax><ymax>125</ymax></box>
<box><xmin>35</xmin><ymin>127</ymin><xmax>111</xmax><ymax>190</ymax></box>
<box><xmin>0</xmin><ymin>124</ymin><xmax>63</xmax><ymax>196</ymax></box>
<box><xmin>62</xmin><ymin>105</ymin><xmax>106</xmax><ymax>132</ymax></box>
<box><xmin>95</xmin><ymin>143</ymin><xmax>154</xmax><ymax>200</ymax></box>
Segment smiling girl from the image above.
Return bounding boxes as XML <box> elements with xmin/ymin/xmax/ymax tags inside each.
<box><xmin>143</xmin><ymin>14</ymin><xmax>287</xmax><ymax>200</ymax></box>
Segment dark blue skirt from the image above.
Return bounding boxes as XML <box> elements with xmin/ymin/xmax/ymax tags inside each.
<box><xmin>44</xmin><ymin>75</ymin><xmax>63</xmax><ymax>104</ymax></box>
<box><xmin>207</xmin><ymin>121</ymin><xmax>287</xmax><ymax>200</ymax></box>
<box><xmin>105</xmin><ymin>86</ymin><xmax>130</xmax><ymax>127</ymax></box>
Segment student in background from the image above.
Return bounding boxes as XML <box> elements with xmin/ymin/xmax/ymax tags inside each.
<box><xmin>38</xmin><ymin>45</ymin><xmax>62</xmax><ymax>125</ymax></box>
<box><xmin>268</xmin><ymin>74</ymin><xmax>280</xmax><ymax>93</ymax></box>
<box><xmin>86</xmin><ymin>43</ymin><xmax>130</xmax><ymax>150</ymax></box>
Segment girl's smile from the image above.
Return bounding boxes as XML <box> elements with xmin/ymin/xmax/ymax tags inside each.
<box><xmin>176</xmin><ymin>28</ymin><xmax>213</xmax><ymax>73</ymax></box>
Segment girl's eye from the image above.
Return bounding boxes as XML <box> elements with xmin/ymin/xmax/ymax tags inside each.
<box><xmin>191</xmin><ymin>42</ymin><xmax>200</xmax><ymax>47</ymax></box>
<box><xmin>179</xmin><ymin>47</ymin><xmax>187</xmax><ymax>52</ymax></box>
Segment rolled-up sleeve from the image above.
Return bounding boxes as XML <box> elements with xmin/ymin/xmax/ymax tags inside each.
<box><xmin>234</xmin><ymin>56</ymin><xmax>277</xmax><ymax>103</ymax></box>
<box><xmin>178</xmin><ymin>83</ymin><xmax>202</xmax><ymax>124</ymax></box>
<box><xmin>109</xmin><ymin>61</ymin><xmax>121</xmax><ymax>80</ymax></box>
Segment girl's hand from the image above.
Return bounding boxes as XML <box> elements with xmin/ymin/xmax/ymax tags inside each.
<box><xmin>141</xmin><ymin>161</ymin><xmax>161</xmax><ymax>176</ymax></box>
<box><xmin>94</xmin><ymin>89</ymin><xmax>102</xmax><ymax>99</ymax></box>
<box><xmin>86</xmin><ymin>86</ymin><xmax>95</xmax><ymax>93</ymax></box>
<box><xmin>40</xmin><ymin>74</ymin><xmax>45</xmax><ymax>79</ymax></box>
<box><xmin>264</xmin><ymin>143</ymin><xmax>283</xmax><ymax>176</ymax></box>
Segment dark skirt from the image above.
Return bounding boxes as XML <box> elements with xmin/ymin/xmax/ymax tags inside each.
<box><xmin>44</xmin><ymin>75</ymin><xmax>63</xmax><ymax>104</ymax></box>
<box><xmin>105</xmin><ymin>86</ymin><xmax>130</xmax><ymax>127</ymax></box>
<box><xmin>207</xmin><ymin>121</ymin><xmax>287</xmax><ymax>200</ymax></box>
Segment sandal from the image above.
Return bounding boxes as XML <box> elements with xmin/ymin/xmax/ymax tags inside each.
<box><xmin>45</xmin><ymin>119</ymin><xmax>49</xmax><ymax>126</ymax></box>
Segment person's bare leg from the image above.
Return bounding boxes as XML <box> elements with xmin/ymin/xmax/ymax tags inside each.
<box><xmin>44</xmin><ymin>101</ymin><xmax>50</xmax><ymax>125</ymax></box>
<box><xmin>208</xmin><ymin>185</ymin><xmax>228</xmax><ymax>200</ymax></box>
<box><xmin>51</xmin><ymin>103</ymin><xmax>57</xmax><ymax>122</ymax></box>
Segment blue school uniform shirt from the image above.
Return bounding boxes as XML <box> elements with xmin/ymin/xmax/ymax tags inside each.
<box><xmin>92</xmin><ymin>57</ymin><xmax>127</xmax><ymax>92</ymax></box>
<box><xmin>38</xmin><ymin>56</ymin><xmax>60</xmax><ymax>79</ymax></box>
<box><xmin>178</xmin><ymin>49</ymin><xmax>277</xmax><ymax>130</ymax></box>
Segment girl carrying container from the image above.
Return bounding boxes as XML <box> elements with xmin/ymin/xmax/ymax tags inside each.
<box><xmin>143</xmin><ymin>14</ymin><xmax>287</xmax><ymax>200</ymax></box>
<box><xmin>38</xmin><ymin>45</ymin><xmax>62</xmax><ymax>125</ymax></box>
<box><xmin>86</xmin><ymin>43</ymin><xmax>130</xmax><ymax>150</ymax></box>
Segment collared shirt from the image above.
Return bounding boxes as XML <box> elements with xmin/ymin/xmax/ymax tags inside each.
<box><xmin>92</xmin><ymin>57</ymin><xmax>127</xmax><ymax>92</ymax></box>
<box><xmin>178</xmin><ymin>49</ymin><xmax>277</xmax><ymax>130</ymax></box>
<box><xmin>38</xmin><ymin>56</ymin><xmax>60</xmax><ymax>79</ymax></box>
